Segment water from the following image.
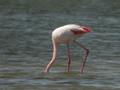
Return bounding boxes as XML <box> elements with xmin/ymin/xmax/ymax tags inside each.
<box><xmin>0</xmin><ymin>0</ymin><xmax>120</xmax><ymax>90</ymax></box>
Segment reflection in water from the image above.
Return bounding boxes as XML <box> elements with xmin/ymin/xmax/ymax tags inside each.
<box><xmin>0</xmin><ymin>0</ymin><xmax>120</xmax><ymax>90</ymax></box>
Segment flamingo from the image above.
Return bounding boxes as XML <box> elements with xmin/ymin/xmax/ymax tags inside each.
<box><xmin>44</xmin><ymin>24</ymin><xmax>92</xmax><ymax>74</ymax></box>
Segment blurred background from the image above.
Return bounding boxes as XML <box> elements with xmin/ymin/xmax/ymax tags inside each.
<box><xmin>0</xmin><ymin>0</ymin><xmax>120</xmax><ymax>90</ymax></box>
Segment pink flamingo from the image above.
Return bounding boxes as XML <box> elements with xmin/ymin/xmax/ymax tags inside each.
<box><xmin>44</xmin><ymin>24</ymin><xmax>92</xmax><ymax>74</ymax></box>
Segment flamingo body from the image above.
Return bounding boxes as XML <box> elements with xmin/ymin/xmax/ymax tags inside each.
<box><xmin>52</xmin><ymin>24</ymin><xmax>90</xmax><ymax>44</ymax></box>
<box><xmin>44</xmin><ymin>24</ymin><xmax>91</xmax><ymax>73</ymax></box>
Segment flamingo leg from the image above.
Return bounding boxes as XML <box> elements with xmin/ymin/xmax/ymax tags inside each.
<box><xmin>66</xmin><ymin>44</ymin><xmax>71</xmax><ymax>72</ymax></box>
<box><xmin>74</xmin><ymin>41</ymin><xmax>89</xmax><ymax>74</ymax></box>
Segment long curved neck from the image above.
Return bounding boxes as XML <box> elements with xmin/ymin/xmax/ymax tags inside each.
<box><xmin>44</xmin><ymin>40</ymin><xmax>59</xmax><ymax>73</ymax></box>
<box><xmin>52</xmin><ymin>40</ymin><xmax>58</xmax><ymax>60</ymax></box>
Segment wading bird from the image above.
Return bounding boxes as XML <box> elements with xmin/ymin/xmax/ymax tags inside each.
<box><xmin>44</xmin><ymin>24</ymin><xmax>92</xmax><ymax>74</ymax></box>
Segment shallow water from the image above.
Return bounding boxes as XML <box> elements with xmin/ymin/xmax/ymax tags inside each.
<box><xmin>0</xmin><ymin>0</ymin><xmax>120</xmax><ymax>90</ymax></box>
